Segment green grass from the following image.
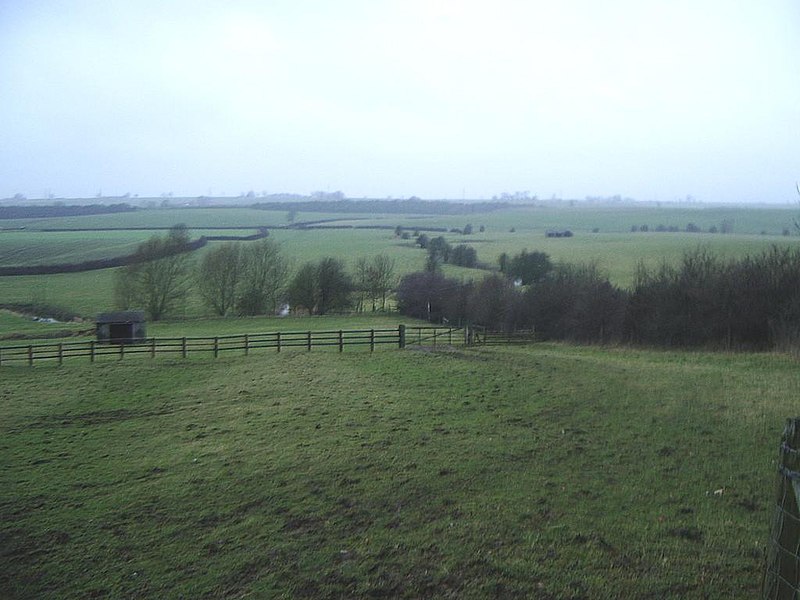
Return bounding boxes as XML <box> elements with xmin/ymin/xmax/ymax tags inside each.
<box><xmin>146</xmin><ymin>313</ymin><xmax>430</xmax><ymax>338</ymax></box>
<box><xmin>1</xmin><ymin>342</ymin><xmax>793</xmax><ymax>598</ymax></box>
<box><xmin>0</xmin><ymin>310</ymin><xmax>88</xmax><ymax>339</ymax></box>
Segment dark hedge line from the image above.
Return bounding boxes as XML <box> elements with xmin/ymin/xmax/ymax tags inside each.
<box><xmin>0</xmin><ymin>228</ymin><xmax>268</xmax><ymax>276</ymax></box>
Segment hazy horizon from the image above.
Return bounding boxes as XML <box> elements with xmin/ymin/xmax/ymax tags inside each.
<box><xmin>1</xmin><ymin>1</ymin><xmax>798</xmax><ymax>204</ymax></box>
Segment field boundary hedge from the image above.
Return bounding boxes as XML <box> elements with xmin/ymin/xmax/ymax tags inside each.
<box><xmin>0</xmin><ymin>228</ymin><xmax>268</xmax><ymax>276</ymax></box>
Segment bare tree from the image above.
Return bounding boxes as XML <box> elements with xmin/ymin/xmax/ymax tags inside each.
<box><xmin>369</xmin><ymin>254</ymin><xmax>396</xmax><ymax>311</ymax></box>
<box><xmin>287</xmin><ymin>262</ymin><xmax>318</xmax><ymax>314</ymax></box>
<box><xmin>197</xmin><ymin>243</ymin><xmax>243</xmax><ymax>316</ymax></box>
<box><xmin>237</xmin><ymin>239</ymin><xmax>290</xmax><ymax>315</ymax></box>
<box><xmin>114</xmin><ymin>225</ymin><xmax>194</xmax><ymax>321</ymax></box>
<box><xmin>353</xmin><ymin>257</ymin><xmax>371</xmax><ymax>312</ymax></box>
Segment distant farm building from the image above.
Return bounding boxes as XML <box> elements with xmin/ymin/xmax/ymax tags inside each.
<box><xmin>96</xmin><ymin>311</ymin><xmax>146</xmax><ymax>344</ymax></box>
<box><xmin>546</xmin><ymin>229</ymin><xmax>574</xmax><ymax>238</ymax></box>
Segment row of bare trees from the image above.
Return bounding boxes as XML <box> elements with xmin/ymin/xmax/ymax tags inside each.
<box><xmin>114</xmin><ymin>228</ymin><xmax>397</xmax><ymax>320</ymax></box>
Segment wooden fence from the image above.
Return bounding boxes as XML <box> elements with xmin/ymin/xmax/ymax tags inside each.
<box><xmin>0</xmin><ymin>325</ymin><xmax>475</xmax><ymax>366</ymax></box>
<box><xmin>764</xmin><ymin>417</ymin><xmax>800</xmax><ymax>598</ymax></box>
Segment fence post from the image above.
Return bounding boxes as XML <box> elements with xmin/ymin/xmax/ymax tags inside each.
<box><xmin>244</xmin><ymin>334</ymin><xmax>249</xmax><ymax>356</ymax></box>
<box><xmin>370</xmin><ymin>329</ymin><xmax>375</xmax><ymax>352</ymax></box>
<box><xmin>58</xmin><ymin>343</ymin><xmax>63</xmax><ymax>366</ymax></box>
<box><xmin>28</xmin><ymin>345</ymin><xmax>33</xmax><ymax>366</ymax></box>
<box><xmin>119</xmin><ymin>342</ymin><xmax>124</xmax><ymax>361</ymax></box>
<box><xmin>276</xmin><ymin>332</ymin><xmax>281</xmax><ymax>353</ymax></box>
<box><xmin>764</xmin><ymin>417</ymin><xmax>800</xmax><ymax>598</ymax></box>
<box><xmin>182</xmin><ymin>337</ymin><xmax>187</xmax><ymax>359</ymax></box>
<box><xmin>398</xmin><ymin>324</ymin><xmax>406</xmax><ymax>349</ymax></box>
<box><xmin>338</xmin><ymin>330</ymin><xmax>343</xmax><ymax>353</ymax></box>
<box><xmin>307</xmin><ymin>331</ymin><xmax>312</xmax><ymax>352</ymax></box>
<box><xmin>151</xmin><ymin>337</ymin><xmax>156</xmax><ymax>359</ymax></box>
<box><xmin>214</xmin><ymin>337</ymin><xmax>219</xmax><ymax>358</ymax></box>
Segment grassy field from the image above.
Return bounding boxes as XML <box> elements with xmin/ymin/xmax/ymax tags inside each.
<box><xmin>1</xmin><ymin>341</ymin><xmax>792</xmax><ymax>598</ymax></box>
<box><xmin>0</xmin><ymin>310</ymin><xmax>89</xmax><ymax>339</ymax></box>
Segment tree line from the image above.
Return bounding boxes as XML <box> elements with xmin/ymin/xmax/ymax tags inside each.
<box><xmin>113</xmin><ymin>226</ymin><xmax>396</xmax><ymax>321</ymax></box>
<box><xmin>397</xmin><ymin>246</ymin><xmax>800</xmax><ymax>351</ymax></box>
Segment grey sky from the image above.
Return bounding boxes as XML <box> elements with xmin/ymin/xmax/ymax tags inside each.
<box><xmin>1</xmin><ymin>0</ymin><xmax>798</xmax><ymax>203</ymax></box>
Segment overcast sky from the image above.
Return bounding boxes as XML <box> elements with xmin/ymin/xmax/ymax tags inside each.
<box><xmin>1</xmin><ymin>0</ymin><xmax>798</xmax><ymax>203</ymax></box>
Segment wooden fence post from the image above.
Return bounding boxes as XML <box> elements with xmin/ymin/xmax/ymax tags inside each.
<box><xmin>244</xmin><ymin>334</ymin><xmax>249</xmax><ymax>356</ymax></box>
<box><xmin>764</xmin><ymin>417</ymin><xmax>800</xmax><ymax>598</ymax></box>
<box><xmin>338</xmin><ymin>330</ymin><xmax>343</xmax><ymax>352</ymax></box>
<box><xmin>182</xmin><ymin>337</ymin><xmax>187</xmax><ymax>359</ymax></box>
<box><xmin>90</xmin><ymin>341</ymin><xmax>95</xmax><ymax>363</ymax></box>
<box><xmin>398</xmin><ymin>324</ymin><xmax>406</xmax><ymax>349</ymax></box>
<box><xmin>28</xmin><ymin>345</ymin><xmax>33</xmax><ymax>366</ymax></box>
<box><xmin>307</xmin><ymin>331</ymin><xmax>312</xmax><ymax>352</ymax></box>
<box><xmin>276</xmin><ymin>332</ymin><xmax>281</xmax><ymax>353</ymax></box>
<box><xmin>214</xmin><ymin>337</ymin><xmax>219</xmax><ymax>358</ymax></box>
<box><xmin>151</xmin><ymin>337</ymin><xmax>156</xmax><ymax>359</ymax></box>
<box><xmin>370</xmin><ymin>329</ymin><xmax>375</xmax><ymax>352</ymax></box>
<box><xmin>58</xmin><ymin>343</ymin><xmax>63</xmax><ymax>366</ymax></box>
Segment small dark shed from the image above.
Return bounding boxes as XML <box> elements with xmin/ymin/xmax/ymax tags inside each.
<box><xmin>96</xmin><ymin>311</ymin><xmax>146</xmax><ymax>344</ymax></box>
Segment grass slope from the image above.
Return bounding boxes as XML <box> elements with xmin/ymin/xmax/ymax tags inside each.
<box><xmin>1</xmin><ymin>343</ymin><xmax>792</xmax><ymax>598</ymax></box>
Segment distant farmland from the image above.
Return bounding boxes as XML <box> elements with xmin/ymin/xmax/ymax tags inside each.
<box><xmin>0</xmin><ymin>202</ymin><xmax>798</xmax><ymax>318</ymax></box>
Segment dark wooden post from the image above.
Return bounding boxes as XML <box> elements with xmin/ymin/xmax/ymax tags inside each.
<box><xmin>244</xmin><ymin>334</ymin><xmax>249</xmax><ymax>356</ymax></box>
<box><xmin>276</xmin><ymin>332</ymin><xmax>281</xmax><ymax>353</ymax></box>
<box><xmin>119</xmin><ymin>342</ymin><xmax>124</xmax><ymax>361</ymax></box>
<box><xmin>398</xmin><ymin>324</ymin><xmax>406</xmax><ymax>349</ymax></box>
<box><xmin>182</xmin><ymin>337</ymin><xmax>187</xmax><ymax>359</ymax></box>
<box><xmin>214</xmin><ymin>337</ymin><xmax>219</xmax><ymax>358</ymax></box>
<box><xmin>28</xmin><ymin>345</ymin><xmax>33</xmax><ymax>366</ymax></box>
<box><xmin>307</xmin><ymin>331</ymin><xmax>312</xmax><ymax>352</ymax></box>
<box><xmin>338</xmin><ymin>330</ymin><xmax>343</xmax><ymax>352</ymax></box>
<box><xmin>151</xmin><ymin>337</ymin><xmax>156</xmax><ymax>359</ymax></box>
<box><xmin>370</xmin><ymin>329</ymin><xmax>375</xmax><ymax>352</ymax></box>
<box><xmin>764</xmin><ymin>418</ymin><xmax>800</xmax><ymax>599</ymax></box>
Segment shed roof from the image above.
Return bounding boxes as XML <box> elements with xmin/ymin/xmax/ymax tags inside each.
<box><xmin>96</xmin><ymin>311</ymin><xmax>145</xmax><ymax>323</ymax></box>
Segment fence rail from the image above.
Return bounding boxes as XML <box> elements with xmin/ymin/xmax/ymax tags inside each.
<box><xmin>473</xmin><ymin>328</ymin><xmax>536</xmax><ymax>345</ymax></box>
<box><xmin>0</xmin><ymin>325</ymin><xmax>471</xmax><ymax>366</ymax></box>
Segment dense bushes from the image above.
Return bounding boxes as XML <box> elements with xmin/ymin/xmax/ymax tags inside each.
<box><xmin>627</xmin><ymin>247</ymin><xmax>800</xmax><ymax>349</ymax></box>
<box><xmin>397</xmin><ymin>245</ymin><xmax>800</xmax><ymax>351</ymax></box>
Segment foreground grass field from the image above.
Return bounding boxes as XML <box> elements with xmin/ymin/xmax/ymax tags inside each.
<box><xmin>1</xmin><ymin>342</ymin><xmax>793</xmax><ymax>598</ymax></box>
